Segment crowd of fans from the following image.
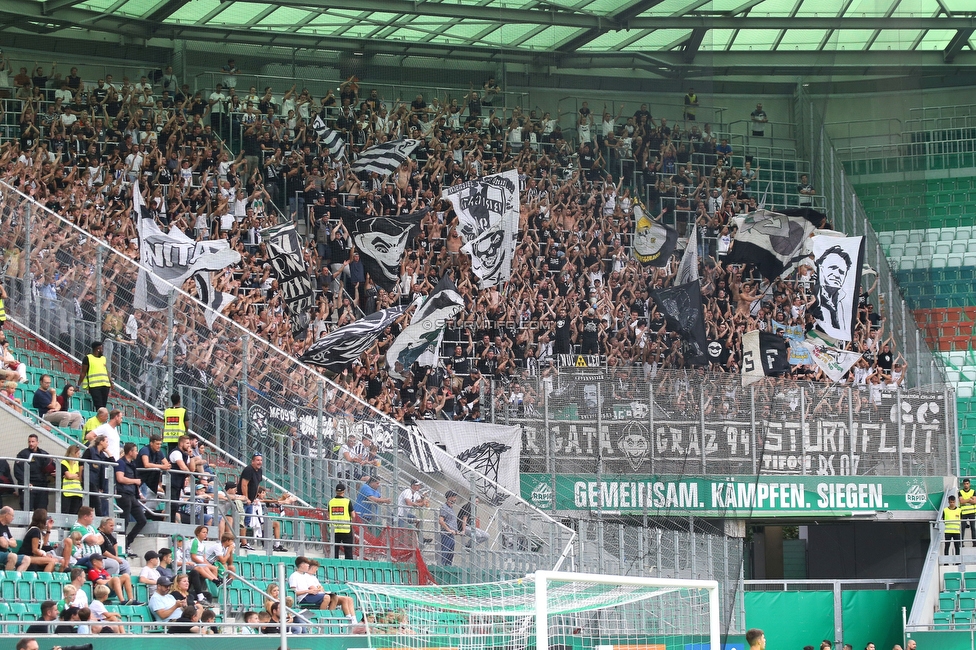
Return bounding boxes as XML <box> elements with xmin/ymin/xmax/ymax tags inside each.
<box><xmin>0</xmin><ymin>55</ymin><xmax>907</xmax><ymax>432</ymax></box>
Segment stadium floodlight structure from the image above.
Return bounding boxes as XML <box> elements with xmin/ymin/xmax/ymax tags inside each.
<box><xmin>349</xmin><ymin>570</ymin><xmax>721</xmax><ymax>650</ymax></box>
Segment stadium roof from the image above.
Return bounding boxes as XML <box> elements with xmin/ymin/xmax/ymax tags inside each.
<box><xmin>2</xmin><ymin>0</ymin><xmax>975</xmax><ymax>81</ymax></box>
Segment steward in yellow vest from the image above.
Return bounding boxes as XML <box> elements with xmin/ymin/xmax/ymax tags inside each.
<box><xmin>329</xmin><ymin>483</ymin><xmax>354</xmax><ymax>560</ymax></box>
<box><xmin>960</xmin><ymin>478</ymin><xmax>976</xmax><ymax>545</ymax></box>
<box><xmin>163</xmin><ymin>393</ymin><xmax>188</xmax><ymax>450</ymax></box>
<box><xmin>945</xmin><ymin>495</ymin><xmax>962</xmax><ymax>555</ymax></box>
<box><xmin>78</xmin><ymin>341</ymin><xmax>112</xmax><ymax>410</ymax></box>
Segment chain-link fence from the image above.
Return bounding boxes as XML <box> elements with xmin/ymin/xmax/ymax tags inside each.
<box><xmin>0</xmin><ymin>180</ymin><xmax>573</xmax><ymax>579</ymax></box>
<box><xmin>492</xmin><ymin>367</ymin><xmax>954</xmax><ymax>479</ymax></box>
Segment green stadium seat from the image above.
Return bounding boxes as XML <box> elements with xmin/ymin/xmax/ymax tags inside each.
<box><xmin>947</xmin><ymin>572</ymin><xmax>963</xmax><ymax>591</ymax></box>
<box><xmin>935</xmin><ymin>611</ymin><xmax>953</xmax><ymax>630</ymax></box>
<box><xmin>960</xmin><ymin>591</ymin><xmax>976</xmax><ymax>610</ymax></box>
<box><xmin>941</xmin><ymin>592</ymin><xmax>958</xmax><ymax>611</ymax></box>
<box><xmin>954</xmin><ymin>610</ymin><xmax>973</xmax><ymax>627</ymax></box>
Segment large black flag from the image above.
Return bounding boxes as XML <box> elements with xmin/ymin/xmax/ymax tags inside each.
<box><xmin>336</xmin><ymin>205</ymin><xmax>425</xmax><ymax>292</ymax></box>
<box><xmin>650</xmin><ymin>281</ymin><xmax>707</xmax><ymax>365</ymax></box>
<box><xmin>300</xmin><ymin>305</ymin><xmax>406</xmax><ymax>373</ymax></box>
<box><xmin>741</xmin><ymin>330</ymin><xmax>791</xmax><ymax>386</ymax></box>
<box><xmin>725</xmin><ymin>207</ymin><xmax>826</xmax><ymax>280</ymax></box>
<box><xmin>262</xmin><ymin>223</ymin><xmax>314</xmax><ymax>337</ymax></box>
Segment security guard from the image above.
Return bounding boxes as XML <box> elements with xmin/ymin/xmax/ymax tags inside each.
<box><xmin>78</xmin><ymin>340</ymin><xmax>112</xmax><ymax>410</ymax></box>
<box><xmin>960</xmin><ymin>478</ymin><xmax>976</xmax><ymax>546</ymax></box>
<box><xmin>0</xmin><ymin>283</ymin><xmax>8</xmax><ymax>329</ymax></box>
<box><xmin>329</xmin><ymin>483</ymin><xmax>354</xmax><ymax>560</ymax></box>
<box><xmin>162</xmin><ymin>393</ymin><xmax>188</xmax><ymax>453</ymax></box>
<box><xmin>60</xmin><ymin>444</ymin><xmax>84</xmax><ymax>515</ymax></box>
<box><xmin>944</xmin><ymin>494</ymin><xmax>962</xmax><ymax>555</ymax></box>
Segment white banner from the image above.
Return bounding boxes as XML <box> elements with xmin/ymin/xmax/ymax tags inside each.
<box><xmin>414</xmin><ymin>420</ymin><xmax>522</xmax><ymax>506</ymax></box>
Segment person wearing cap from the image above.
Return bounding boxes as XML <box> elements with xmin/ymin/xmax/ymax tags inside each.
<box><xmin>162</xmin><ymin>393</ymin><xmax>189</xmax><ymax>453</ymax></box>
<box><xmin>149</xmin><ymin>575</ymin><xmax>186</xmax><ymax>622</ymax></box>
<box><xmin>78</xmin><ymin>340</ymin><xmax>112</xmax><ymax>411</ymax></box>
<box><xmin>354</xmin><ymin>476</ymin><xmax>391</xmax><ymax>527</ymax></box>
<box><xmin>329</xmin><ymin>483</ymin><xmax>354</xmax><ymax>560</ymax></box>
<box><xmin>87</xmin><ymin>553</ymin><xmax>137</xmax><ymax>605</ymax></box>
<box><xmin>438</xmin><ymin>490</ymin><xmax>460</xmax><ymax>566</ymax></box>
<box><xmin>396</xmin><ymin>479</ymin><xmax>429</xmax><ymax>536</ymax></box>
<box><xmin>139</xmin><ymin>550</ymin><xmax>162</xmax><ymax>597</ymax></box>
<box><xmin>217</xmin><ymin>480</ymin><xmax>247</xmax><ymax>541</ymax></box>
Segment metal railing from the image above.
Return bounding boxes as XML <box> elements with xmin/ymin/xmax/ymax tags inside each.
<box><xmin>0</xmin><ymin>179</ymin><xmax>574</xmax><ymax>580</ymax></box>
<box><xmin>490</xmin><ymin>367</ymin><xmax>954</xmax><ymax>478</ymax></box>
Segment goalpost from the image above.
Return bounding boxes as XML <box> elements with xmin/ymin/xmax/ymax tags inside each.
<box><xmin>348</xmin><ymin>570</ymin><xmax>721</xmax><ymax>650</ymax></box>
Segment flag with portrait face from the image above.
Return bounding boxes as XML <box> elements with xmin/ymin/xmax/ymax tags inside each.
<box><xmin>633</xmin><ymin>204</ymin><xmax>677</xmax><ymax>267</ymax></box>
<box><xmin>809</xmin><ymin>235</ymin><xmax>865</xmax><ymax>342</ymax></box>
<box><xmin>337</xmin><ymin>204</ymin><xmax>425</xmax><ymax>292</ymax></box>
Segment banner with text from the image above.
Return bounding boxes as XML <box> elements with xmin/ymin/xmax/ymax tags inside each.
<box><xmin>521</xmin><ymin>474</ymin><xmax>945</xmax><ymax>516</ymax></box>
<box><xmin>517</xmin><ymin>389</ymin><xmax>948</xmax><ymax>477</ymax></box>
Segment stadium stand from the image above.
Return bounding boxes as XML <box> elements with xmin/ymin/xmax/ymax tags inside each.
<box><xmin>0</xmin><ymin>23</ymin><xmax>963</xmax><ymax>647</ymax></box>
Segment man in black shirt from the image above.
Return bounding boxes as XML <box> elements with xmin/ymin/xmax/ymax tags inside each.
<box><xmin>116</xmin><ymin>442</ymin><xmax>147</xmax><ymax>547</ymax></box>
<box><xmin>25</xmin><ymin>600</ymin><xmax>58</xmax><ymax>634</ymax></box>
<box><xmin>0</xmin><ymin>506</ymin><xmax>29</xmax><ymax>571</ymax></box>
<box><xmin>14</xmin><ymin>434</ymin><xmax>50</xmax><ymax>511</ymax></box>
<box><xmin>239</xmin><ymin>453</ymin><xmax>263</xmax><ymax>548</ymax></box>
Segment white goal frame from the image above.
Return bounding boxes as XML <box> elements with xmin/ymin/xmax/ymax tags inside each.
<box><xmin>533</xmin><ymin>570</ymin><xmax>722</xmax><ymax>650</ymax></box>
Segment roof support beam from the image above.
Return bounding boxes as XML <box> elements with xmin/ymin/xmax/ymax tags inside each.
<box><xmin>553</xmin><ymin>0</ymin><xmax>665</xmax><ymax>54</ymax></box>
<box><xmin>144</xmin><ymin>0</ymin><xmax>191</xmax><ymax>23</ymax></box>
<box><xmin>41</xmin><ymin>0</ymin><xmax>86</xmax><ymax>14</ymax></box>
<box><xmin>944</xmin><ymin>28</ymin><xmax>974</xmax><ymax>63</ymax></box>
<box><xmin>682</xmin><ymin>27</ymin><xmax>706</xmax><ymax>63</ymax></box>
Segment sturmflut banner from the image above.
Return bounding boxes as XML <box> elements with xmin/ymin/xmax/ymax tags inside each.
<box><xmin>518</xmin><ymin>390</ymin><xmax>948</xmax><ymax>477</ymax></box>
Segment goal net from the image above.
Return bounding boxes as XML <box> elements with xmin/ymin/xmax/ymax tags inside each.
<box><xmin>348</xmin><ymin>570</ymin><xmax>720</xmax><ymax>650</ymax></box>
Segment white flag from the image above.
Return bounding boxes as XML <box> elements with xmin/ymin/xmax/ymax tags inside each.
<box><xmin>675</xmin><ymin>225</ymin><xmax>700</xmax><ymax>286</ymax></box>
<box><xmin>802</xmin><ymin>340</ymin><xmax>863</xmax><ymax>382</ymax></box>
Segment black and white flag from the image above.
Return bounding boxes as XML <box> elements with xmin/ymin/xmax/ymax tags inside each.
<box><xmin>675</xmin><ymin>225</ymin><xmax>700</xmax><ymax>285</ymax></box>
<box><xmin>442</xmin><ymin>169</ymin><xmax>520</xmax><ymax>289</ymax></box>
<box><xmin>351</xmin><ymin>139</ymin><xmax>421</xmax><ymax>177</ymax></box>
<box><xmin>311</xmin><ymin>115</ymin><xmax>345</xmax><ymax>159</ymax></box>
<box><xmin>387</xmin><ymin>274</ymin><xmax>465</xmax><ymax>379</ymax></box>
<box><xmin>261</xmin><ymin>223</ymin><xmax>315</xmax><ymax>338</ymax></box>
<box><xmin>650</xmin><ymin>281</ymin><xmax>707</xmax><ymax>365</ymax></box>
<box><xmin>741</xmin><ymin>330</ymin><xmax>791</xmax><ymax>386</ymax></box>
<box><xmin>415</xmin><ymin>421</ymin><xmax>521</xmax><ymax>506</ymax></box>
<box><xmin>193</xmin><ymin>271</ymin><xmax>236</xmax><ymax>329</ymax></box>
<box><xmin>133</xmin><ymin>183</ymin><xmax>241</xmax><ymax>312</ymax></box>
<box><xmin>801</xmin><ymin>339</ymin><xmax>863</xmax><ymax>382</ymax></box>
<box><xmin>633</xmin><ymin>204</ymin><xmax>678</xmax><ymax>266</ymax></box>
<box><xmin>299</xmin><ymin>305</ymin><xmax>405</xmax><ymax>373</ymax></box>
<box><xmin>809</xmin><ymin>234</ymin><xmax>864</xmax><ymax>342</ymax></box>
<box><xmin>336</xmin><ymin>204</ymin><xmax>424</xmax><ymax>292</ymax></box>
<box><xmin>725</xmin><ymin>208</ymin><xmax>826</xmax><ymax>280</ymax></box>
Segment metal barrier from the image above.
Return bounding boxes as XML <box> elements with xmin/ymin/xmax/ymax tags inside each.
<box><xmin>0</xmin><ymin>180</ymin><xmax>574</xmax><ymax>581</ymax></box>
<box><xmin>492</xmin><ymin>367</ymin><xmax>954</xmax><ymax>478</ymax></box>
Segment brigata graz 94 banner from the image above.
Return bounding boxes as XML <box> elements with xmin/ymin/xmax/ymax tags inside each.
<box><xmin>518</xmin><ymin>390</ymin><xmax>949</xmax><ymax>477</ymax></box>
<box><xmin>521</xmin><ymin>474</ymin><xmax>945</xmax><ymax>517</ymax></box>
